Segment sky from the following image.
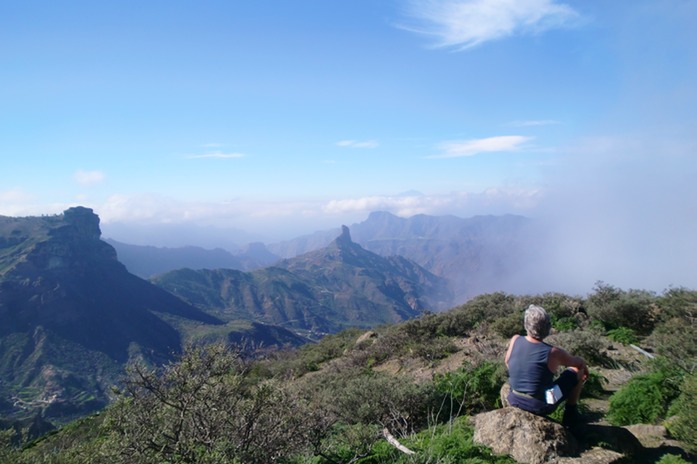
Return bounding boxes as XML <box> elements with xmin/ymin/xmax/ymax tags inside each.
<box><xmin>2</xmin><ymin>0</ymin><xmax>696</xmax><ymax>294</ymax></box>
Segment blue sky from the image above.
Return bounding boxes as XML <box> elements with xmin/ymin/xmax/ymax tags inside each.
<box><xmin>2</xmin><ymin>1</ymin><xmax>697</xmax><ymax>292</ymax></box>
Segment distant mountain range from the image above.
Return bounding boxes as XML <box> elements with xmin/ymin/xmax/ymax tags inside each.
<box><xmin>153</xmin><ymin>226</ymin><xmax>450</xmax><ymax>339</ymax></box>
<box><xmin>0</xmin><ymin>208</ymin><xmax>452</xmax><ymax>429</ymax></box>
<box><xmin>104</xmin><ymin>239</ymin><xmax>279</xmax><ymax>277</ymax></box>
<box><xmin>111</xmin><ymin>211</ymin><xmax>533</xmax><ymax>303</ymax></box>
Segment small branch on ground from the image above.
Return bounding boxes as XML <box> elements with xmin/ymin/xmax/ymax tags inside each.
<box><xmin>382</xmin><ymin>428</ymin><xmax>415</xmax><ymax>455</ymax></box>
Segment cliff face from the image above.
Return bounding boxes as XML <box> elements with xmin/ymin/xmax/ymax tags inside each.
<box><xmin>0</xmin><ymin>207</ymin><xmax>222</xmax><ymax>424</ymax></box>
<box><xmin>21</xmin><ymin>207</ymin><xmax>122</xmax><ymax>274</ymax></box>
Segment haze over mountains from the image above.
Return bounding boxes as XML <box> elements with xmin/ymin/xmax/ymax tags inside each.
<box><xmin>0</xmin><ymin>207</ymin><xmax>458</xmax><ymax>428</ymax></box>
<box><xmin>110</xmin><ymin>211</ymin><xmax>534</xmax><ymax>303</ymax></box>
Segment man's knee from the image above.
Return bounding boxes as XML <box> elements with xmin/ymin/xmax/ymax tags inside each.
<box><xmin>567</xmin><ymin>366</ymin><xmax>584</xmax><ymax>383</ymax></box>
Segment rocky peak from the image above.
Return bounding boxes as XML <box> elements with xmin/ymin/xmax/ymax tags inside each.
<box><xmin>60</xmin><ymin>207</ymin><xmax>101</xmax><ymax>241</ymax></box>
<box><xmin>337</xmin><ymin>225</ymin><xmax>352</xmax><ymax>244</ymax></box>
<box><xmin>22</xmin><ymin>207</ymin><xmax>118</xmax><ymax>274</ymax></box>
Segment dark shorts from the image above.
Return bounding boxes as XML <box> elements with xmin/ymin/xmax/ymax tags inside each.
<box><xmin>508</xmin><ymin>369</ymin><xmax>579</xmax><ymax>416</ymax></box>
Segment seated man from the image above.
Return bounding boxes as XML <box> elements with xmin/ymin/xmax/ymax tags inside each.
<box><xmin>504</xmin><ymin>304</ymin><xmax>589</xmax><ymax>427</ymax></box>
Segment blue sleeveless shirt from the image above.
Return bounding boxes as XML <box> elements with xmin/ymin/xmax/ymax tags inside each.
<box><xmin>508</xmin><ymin>336</ymin><xmax>554</xmax><ymax>400</ymax></box>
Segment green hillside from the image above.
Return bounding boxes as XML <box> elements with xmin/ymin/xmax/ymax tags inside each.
<box><xmin>152</xmin><ymin>226</ymin><xmax>451</xmax><ymax>339</ymax></box>
<box><xmin>5</xmin><ymin>286</ymin><xmax>695</xmax><ymax>463</ymax></box>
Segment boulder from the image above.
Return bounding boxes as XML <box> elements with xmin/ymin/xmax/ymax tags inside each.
<box><xmin>473</xmin><ymin>407</ymin><xmax>578</xmax><ymax>463</ymax></box>
<box><xmin>474</xmin><ymin>407</ymin><xmax>646</xmax><ymax>463</ymax></box>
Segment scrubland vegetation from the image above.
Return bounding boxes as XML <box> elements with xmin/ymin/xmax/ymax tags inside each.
<box><xmin>2</xmin><ymin>283</ymin><xmax>695</xmax><ymax>463</ymax></box>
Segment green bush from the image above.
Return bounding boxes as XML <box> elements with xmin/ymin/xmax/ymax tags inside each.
<box><xmin>314</xmin><ymin>423</ymin><xmax>383</xmax><ymax>464</ymax></box>
<box><xmin>607</xmin><ymin>363</ymin><xmax>682</xmax><ymax>426</ymax></box>
<box><xmin>490</xmin><ymin>312</ymin><xmax>524</xmax><ymax>338</ymax></box>
<box><xmin>656</xmin><ymin>287</ymin><xmax>697</xmax><ymax>322</ymax></box>
<box><xmin>650</xmin><ymin>318</ymin><xmax>697</xmax><ymax>374</ymax></box>
<box><xmin>586</xmin><ymin>283</ymin><xmax>658</xmax><ymax>334</ymax></box>
<box><xmin>105</xmin><ymin>344</ymin><xmax>315</xmax><ymax>464</ymax></box>
<box><xmin>0</xmin><ymin>429</ymin><xmax>18</xmax><ymax>464</ymax></box>
<box><xmin>667</xmin><ymin>373</ymin><xmax>697</xmax><ymax>453</ymax></box>
<box><xmin>306</xmin><ymin>368</ymin><xmax>440</xmax><ymax>436</ymax></box>
<box><xmin>517</xmin><ymin>293</ymin><xmax>585</xmax><ymax>323</ymax></box>
<box><xmin>434</xmin><ymin>361</ymin><xmax>507</xmax><ymax>418</ymax></box>
<box><xmin>656</xmin><ymin>454</ymin><xmax>691</xmax><ymax>464</ymax></box>
<box><xmin>607</xmin><ymin>376</ymin><xmax>664</xmax><ymax>425</ymax></box>
<box><xmin>412</xmin><ymin>336</ymin><xmax>459</xmax><ymax>362</ymax></box>
<box><xmin>457</xmin><ymin>292</ymin><xmax>518</xmax><ymax>328</ymax></box>
<box><xmin>368</xmin><ymin>416</ymin><xmax>516</xmax><ymax>464</ymax></box>
<box><xmin>546</xmin><ymin>329</ymin><xmax>610</xmax><ymax>366</ymax></box>
<box><xmin>552</xmin><ymin>316</ymin><xmax>578</xmax><ymax>332</ymax></box>
<box><xmin>606</xmin><ymin>327</ymin><xmax>638</xmax><ymax>345</ymax></box>
<box><xmin>582</xmin><ymin>370</ymin><xmax>607</xmax><ymax>399</ymax></box>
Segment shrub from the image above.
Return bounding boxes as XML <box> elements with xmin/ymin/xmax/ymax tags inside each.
<box><xmin>0</xmin><ymin>429</ymin><xmax>18</xmax><ymax>464</ymax></box>
<box><xmin>606</xmin><ymin>327</ymin><xmax>638</xmax><ymax>345</ymax></box>
<box><xmin>315</xmin><ymin>423</ymin><xmax>383</xmax><ymax>464</ymax></box>
<box><xmin>490</xmin><ymin>312</ymin><xmax>524</xmax><ymax>338</ymax></box>
<box><xmin>457</xmin><ymin>292</ymin><xmax>518</xmax><ymax>328</ymax></box>
<box><xmin>106</xmin><ymin>344</ymin><xmax>314</xmax><ymax>464</ymax></box>
<box><xmin>517</xmin><ymin>293</ymin><xmax>585</xmax><ymax>322</ymax></box>
<box><xmin>434</xmin><ymin>361</ymin><xmax>507</xmax><ymax>418</ymax></box>
<box><xmin>586</xmin><ymin>282</ymin><xmax>658</xmax><ymax>334</ymax></box>
<box><xmin>582</xmin><ymin>370</ymin><xmax>607</xmax><ymax>399</ymax></box>
<box><xmin>607</xmin><ymin>363</ymin><xmax>682</xmax><ymax>426</ymax></box>
<box><xmin>667</xmin><ymin>373</ymin><xmax>697</xmax><ymax>453</ymax></box>
<box><xmin>412</xmin><ymin>336</ymin><xmax>459</xmax><ymax>362</ymax></box>
<box><xmin>552</xmin><ymin>316</ymin><xmax>578</xmax><ymax>332</ymax></box>
<box><xmin>656</xmin><ymin>454</ymin><xmax>691</xmax><ymax>464</ymax></box>
<box><xmin>650</xmin><ymin>318</ymin><xmax>697</xmax><ymax>374</ymax></box>
<box><xmin>656</xmin><ymin>287</ymin><xmax>697</xmax><ymax>322</ymax></box>
<box><xmin>546</xmin><ymin>329</ymin><xmax>609</xmax><ymax>367</ymax></box>
<box><xmin>607</xmin><ymin>375</ymin><xmax>664</xmax><ymax>425</ymax></box>
<box><xmin>306</xmin><ymin>368</ymin><xmax>440</xmax><ymax>436</ymax></box>
<box><xmin>369</xmin><ymin>416</ymin><xmax>516</xmax><ymax>464</ymax></box>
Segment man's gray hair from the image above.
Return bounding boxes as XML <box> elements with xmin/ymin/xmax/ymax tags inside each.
<box><xmin>524</xmin><ymin>304</ymin><xmax>551</xmax><ymax>340</ymax></box>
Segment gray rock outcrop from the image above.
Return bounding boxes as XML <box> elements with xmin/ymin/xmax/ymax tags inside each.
<box><xmin>474</xmin><ymin>407</ymin><xmax>578</xmax><ymax>463</ymax></box>
<box><xmin>474</xmin><ymin>406</ymin><xmax>649</xmax><ymax>463</ymax></box>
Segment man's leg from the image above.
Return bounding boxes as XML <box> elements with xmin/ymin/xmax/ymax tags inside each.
<box><xmin>562</xmin><ymin>367</ymin><xmax>586</xmax><ymax>427</ymax></box>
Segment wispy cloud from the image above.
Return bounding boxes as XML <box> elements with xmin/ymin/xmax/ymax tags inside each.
<box><xmin>336</xmin><ymin>140</ymin><xmax>379</xmax><ymax>149</ymax></box>
<box><xmin>74</xmin><ymin>170</ymin><xmax>105</xmax><ymax>186</ymax></box>
<box><xmin>429</xmin><ymin>135</ymin><xmax>533</xmax><ymax>158</ymax></box>
<box><xmin>186</xmin><ymin>151</ymin><xmax>246</xmax><ymax>159</ymax></box>
<box><xmin>399</xmin><ymin>0</ymin><xmax>581</xmax><ymax>50</ymax></box>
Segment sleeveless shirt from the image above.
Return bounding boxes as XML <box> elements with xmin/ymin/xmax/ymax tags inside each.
<box><xmin>507</xmin><ymin>336</ymin><xmax>554</xmax><ymax>400</ymax></box>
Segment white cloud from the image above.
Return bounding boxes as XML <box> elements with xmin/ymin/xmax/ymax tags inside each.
<box><xmin>400</xmin><ymin>0</ymin><xmax>581</xmax><ymax>50</ymax></box>
<box><xmin>0</xmin><ymin>189</ymin><xmax>33</xmax><ymax>204</ymax></box>
<box><xmin>323</xmin><ymin>189</ymin><xmax>541</xmax><ymax>218</ymax></box>
<box><xmin>185</xmin><ymin>151</ymin><xmax>246</xmax><ymax>159</ymax></box>
<box><xmin>74</xmin><ymin>170</ymin><xmax>105</xmax><ymax>186</ymax></box>
<box><xmin>430</xmin><ymin>135</ymin><xmax>533</xmax><ymax>158</ymax></box>
<box><xmin>93</xmin><ymin>187</ymin><xmax>542</xmax><ymax>243</ymax></box>
<box><xmin>336</xmin><ymin>140</ymin><xmax>379</xmax><ymax>149</ymax></box>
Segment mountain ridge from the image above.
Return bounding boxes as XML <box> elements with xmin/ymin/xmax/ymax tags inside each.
<box><xmin>152</xmin><ymin>225</ymin><xmax>451</xmax><ymax>338</ymax></box>
<box><xmin>112</xmin><ymin>211</ymin><xmax>532</xmax><ymax>304</ymax></box>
